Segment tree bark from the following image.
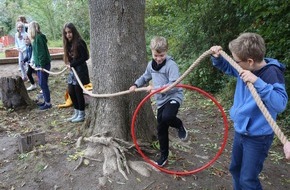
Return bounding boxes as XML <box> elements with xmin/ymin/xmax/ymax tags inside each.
<box><xmin>86</xmin><ymin>0</ymin><xmax>156</xmax><ymax>142</ymax></box>
<box><xmin>0</xmin><ymin>76</ymin><xmax>34</xmax><ymax>109</ymax></box>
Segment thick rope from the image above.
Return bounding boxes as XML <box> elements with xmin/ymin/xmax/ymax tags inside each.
<box><xmin>161</xmin><ymin>50</ymin><xmax>212</xmax><ymax>93</ymax></box>
<box><xmin>71</xmin><ymin>67</ymin><xmax>149</xmax><ymax>97</ymax></box>
<box><xmin>36</xmin><ymin>50</ymin><xmax>288</xmax><ymax>144</ymax></box>
<box><xmin>30</xmin><ymin>64</ymin><xmax>68</xmax><ymax>75</ymax></box>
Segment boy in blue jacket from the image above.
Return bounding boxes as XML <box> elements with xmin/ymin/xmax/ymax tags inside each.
<box><xmin>129</xmin><ymin>36</ymin><xmax>188</xmax><ymax>167</ymax></box>
<box><xmin>210</xmin><ymin>33</ymin><xmax>288</xmax><ymax>189</ymax></box>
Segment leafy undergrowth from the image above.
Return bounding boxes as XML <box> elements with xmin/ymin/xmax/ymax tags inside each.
<box><xmin>0</xmin><ymin>62</ymin><xmax>289</xmax><ymax>190</ymax></box>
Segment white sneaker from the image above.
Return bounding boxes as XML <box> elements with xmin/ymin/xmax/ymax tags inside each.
<box><xmin>27</xmin><ymin>84</ymin><xmax>37</xmax><ymax>91</ymax></box>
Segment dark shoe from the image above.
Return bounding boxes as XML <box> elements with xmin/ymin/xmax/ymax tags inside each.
<box><xmin>178</xmin><ymin>125</ymin><xmax>188</xmax><ymax>141</ymax></box>
<box><xmin>37</xmin><ymin>102</ymin><xmax>45</xmax><ymax>106</ymax></box>
<box><xmin>155</xmin><ymin>155</ymin><xmax>168</xmax><ymax>167</ymax></box>
<box><xmin>39</xmin><ymin>103</ymin><xmax>52</xmax><ymax>110</ymax></box>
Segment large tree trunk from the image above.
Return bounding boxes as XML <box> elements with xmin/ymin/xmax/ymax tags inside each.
<box><xmin>0</xmin><ymin>76</ymin><xmax>34</xmax><ymax>109</ymax></box>
<box><xmin>86</xmin><ymin>0</ymin><xmax>156</xmax><ymax>142</ymax></box>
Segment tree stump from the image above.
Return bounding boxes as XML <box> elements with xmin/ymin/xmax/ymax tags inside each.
<box><xmin>0</xmin><ymin>76</ymin><xmax>34</xmax><ymax>109</ymax></box>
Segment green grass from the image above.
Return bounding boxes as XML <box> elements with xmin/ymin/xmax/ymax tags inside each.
<box><xmin>0</xmin><ymin>52</ymin><xmax>5</xmax><ymax>58</ymax></box>
<box><xmin>48</xmin><ymin>40</ymin><xmax>63</xmax><ymax>47</ymax></box>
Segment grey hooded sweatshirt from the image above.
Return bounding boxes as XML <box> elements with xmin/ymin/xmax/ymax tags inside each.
<box><xmin>134</xmin><ymin>56</ymin><xmax>183</xmax><ymax>108</ymax></box>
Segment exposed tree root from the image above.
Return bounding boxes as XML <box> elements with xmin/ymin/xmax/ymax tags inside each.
<box><xmin>74</xmin><ymin>132</ymin><xmax>157</xmax><ymax>186</ymax></box>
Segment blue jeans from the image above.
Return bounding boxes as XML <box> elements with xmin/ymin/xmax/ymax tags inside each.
<box><xmin>37</xmin><ymin>64</ymin><xmax>51</xmax><ymax>103</ymax></box>
<box><xmin>230</xmin><ymin>132</ymin><xmax>274</xmax><ymax>190</ymax></box>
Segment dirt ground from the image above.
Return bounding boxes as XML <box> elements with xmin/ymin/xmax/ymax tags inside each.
<box><xmin>0</xmin><ymin>61</ymin><xmax>289</xmax><ymax>190</ymax></box>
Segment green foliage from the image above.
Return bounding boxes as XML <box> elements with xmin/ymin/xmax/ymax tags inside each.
<box><xmin>145</xmin><ymin>0</ymin><xmax>243</xmax><ymax>92</ymax></box>
<box><xmin>47</xmin><ymin>39</ymin><xmax>63</xmax><ymax>47</ymax></box>
<box><xmin>145</xmin><ymin>0</ymin><xmax>290</xmax><ymax>127</ymax></box>
<box><xmin>0</xmin><ymin>0</ymin><xmax>21</xmax><ymax>34</ymax></box>
<box><xmin>237</xmin><ymin>0</ymin><xmax>290</xmax><ymax>96</ymax></box>
<box><xmin>0</xmin><ymin>0</ymin><xmax>89</xmax><ymax>41</ymax></box>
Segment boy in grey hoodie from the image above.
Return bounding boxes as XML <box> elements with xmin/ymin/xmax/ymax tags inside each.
<box><xmin>129</xmin><ymin>36</ymin><xmax>188</xmax><ymax>167</ymax></box>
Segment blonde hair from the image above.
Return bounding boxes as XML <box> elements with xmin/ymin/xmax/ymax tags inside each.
<box><xmin>28</xmin><ymin>21</ymin><xmax>41</xmax><ymax>41</ymax></box>
<box><xmin>150</xmin><ymin>36</ymin><xmax>168</xmax><ymax>53</ymax></box>
<box><xmin>16</xmin><ymin>22</ymin><xmax>24</xmax><ymax>38</ymax></box>
<box><xmin>229</xmin><ymin>33</ymin><xmax>266</xmax><ymax>62</ymax></box>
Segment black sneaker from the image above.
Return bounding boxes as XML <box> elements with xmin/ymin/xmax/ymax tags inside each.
<box><xmin>155</xmin><ymin>155</ymin><xmax>168</xmax><ymax>167</ymax></box>
<box><xmin>37</xmin><ymin>102</ymin><xmax>45</xmax><ymax>106</ymax></box>
<box><xmin>178</xmin><ymin>125</ymin><xmax>188</xmax><ymax>141</ymax></box>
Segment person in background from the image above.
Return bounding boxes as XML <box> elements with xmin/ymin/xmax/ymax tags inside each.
<box><xmin>210</xmin><ymin>33</ymin><xmax>288</xmax><ymax>189</ymax></box>
<box><xmin>15</xmin><ymin>22</ymin><xmax>27</xmax><ymax>81</ymax></box>
<box><xmin>28</xmin><ymin>21</ymin><xmax>52</xmax><ymax>110</ymax></box>
<box><xmin>21</xmin><ymin>36</ymin><xmax>37</xmax><ymax>91</ymax></box>
<box><xmin>62</xmin><ymin>23</ymin><xmax>90</xmax><ymax>122</ymax></box>
<box><xmin>129</xmin><ymin>36</ymin><xmax>188</xmax><ymax>167</ymax></box>
<box><xmin>17</xmin><ymin>15</ymin><xmax>29</xmax><ymax>32</ymax></box>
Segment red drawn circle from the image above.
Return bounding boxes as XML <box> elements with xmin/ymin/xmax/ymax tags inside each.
<box><xmin>131</xmin><ymin>84</ymin><xmax>229</xmax><ymax>175</ymax></box>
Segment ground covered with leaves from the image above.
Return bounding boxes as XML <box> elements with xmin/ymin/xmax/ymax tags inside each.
<box><xmin>0</xmin><ymin>61</ymin><xmax>289</xmax><ymax>190</ymax></box>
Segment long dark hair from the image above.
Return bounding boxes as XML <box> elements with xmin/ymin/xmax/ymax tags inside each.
<box><xmin>62</xmin><ymin>23</ymin><xmax>88</xmax><ymax>64</ymax></box>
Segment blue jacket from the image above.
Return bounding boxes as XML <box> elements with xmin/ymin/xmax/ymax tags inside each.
<box><xmin>211</xmin><ymin>56</ymin><xmax>288</xmax><ymax>136</ymax></box>
<box><xmin>22</xmin><ymin>44</ymin><xmax>32</xmax><ymax>63</ymax></box>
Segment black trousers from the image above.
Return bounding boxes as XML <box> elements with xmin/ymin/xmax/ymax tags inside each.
<box><xmin>27</xmin><ymin>65</ymin><xmax>36</xmax><ymax>85</ymax></box>
<box><xmin>68</xmin><ymin>84</ymin><xmax>85</xmax><ymax>111</ymax></box>
<box><xmin>157</xmin><ymin>100</ymin><xmax>183</xmax><ymax>157</ymax></box>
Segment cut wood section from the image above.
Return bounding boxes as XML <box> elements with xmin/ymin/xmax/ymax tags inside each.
<box><xmin>0</xmin><ymin>48</ymin><xmax>64</xmax><ymax>65</ymax></box>
<box><xmin>0</xmin><ymin>76</ymin><xmax>34</xmax><ymax>108</ymax></box>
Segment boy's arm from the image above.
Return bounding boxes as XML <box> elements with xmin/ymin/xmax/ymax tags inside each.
<box><xmin>210</xmin><ymin>46</ymin><xmax>239</xmax><ymax>77</ymax></box>
<box><xmin>134</xmin><ymin>63</ymin><xmax>152</xmax><ymax>88</ymax></box>
<box><xmin>211</xmin><ymin>56</ymin><xmax>239</xmax><ymax>77</ymax></box>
